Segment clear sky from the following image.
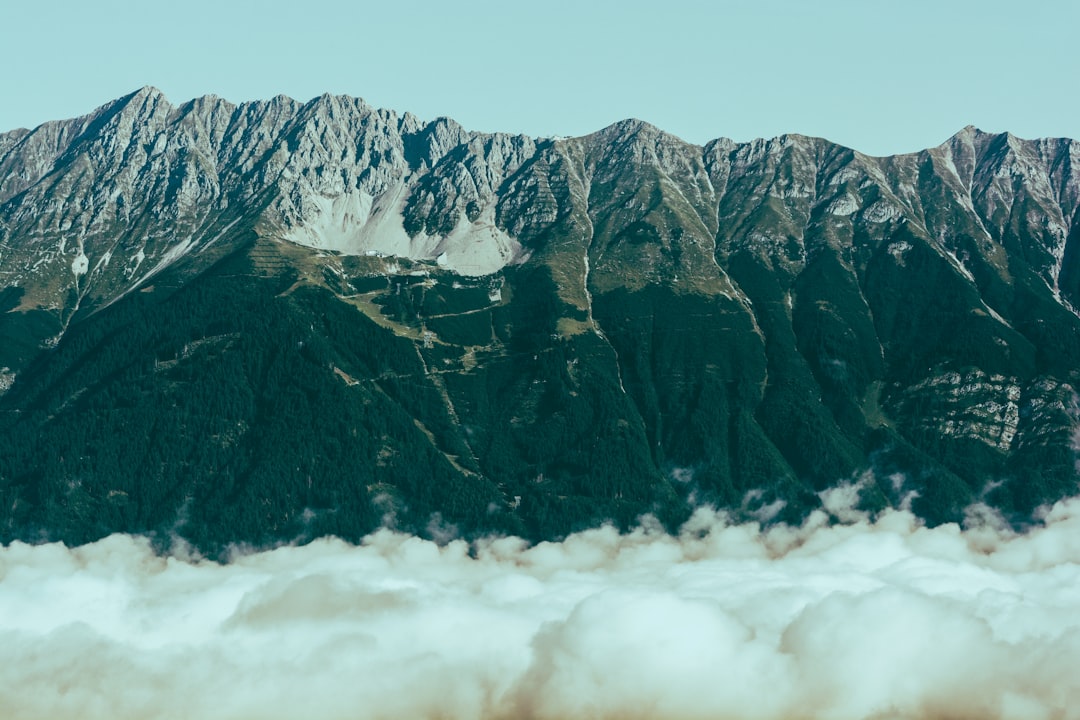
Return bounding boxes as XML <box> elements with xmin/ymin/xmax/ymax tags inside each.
<box><xmin>2</xmin><ymin>0</ymin><xmax>1077</xmax><ymax>156</ymax></box>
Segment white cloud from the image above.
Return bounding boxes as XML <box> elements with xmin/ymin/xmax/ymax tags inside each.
<box><xmin>2</xmin><ymin>499</ymin><xmax>1080</xmax><ymax>719</ymax></box>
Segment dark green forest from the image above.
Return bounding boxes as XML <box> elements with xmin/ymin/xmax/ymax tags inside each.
<box><xmin>2</xmin><ymin>219</ymin><xmax>1078</xmax><ymax>556</ymax></box>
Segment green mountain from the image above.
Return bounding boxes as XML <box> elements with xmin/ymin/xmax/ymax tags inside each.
<box><xmin>1</xmin><ymin>89</ymin><xmax>1078</xmax><ymax>552</ymax></box>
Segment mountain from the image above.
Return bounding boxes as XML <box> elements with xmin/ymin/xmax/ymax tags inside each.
<box><xmin>1</xmin><ymin>88</ymin><xmax>1078</xmax><ymax>553</ymax></box>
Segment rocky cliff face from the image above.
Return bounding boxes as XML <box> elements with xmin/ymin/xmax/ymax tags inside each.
<box><xmin>1</xmin><ymin>89</ymin><xmax>1078</xmax><ymax>551</ymax></box>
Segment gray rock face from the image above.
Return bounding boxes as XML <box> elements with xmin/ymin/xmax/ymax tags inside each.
<box><xmin>2</xmin><ymin>89</ymin><xmax>1077</xmax><ymax>320</ymax></box>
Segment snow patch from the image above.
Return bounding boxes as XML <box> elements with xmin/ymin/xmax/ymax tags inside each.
<box><xmin>426</xmin><ymin>207</ymin><xmax>528</xmax><ymax>276</ymax></box>
<box><xmin>126</xmin><ymin>238</ymin><xmax>197</xmax><ymax>293</ymax></box>
<box><xmin>199</xmin><ymin>218</ymin><xmax>242</xmax><ymax>253</ymax></box>
<box><xmin>888</xmin><ymin>240</ymin><xmax>912</xmax><ymax>264</ymax></box>
<box><xmin>71</xmin><ymin>250</ymin><xmax>88</xmax><ymax>276</ymax></box>
<box><xmin>942</xmin><ymin>247</ymin><xmax>975</xmax><ymax>282</ymax></box>
<box><xmin>278</xmin><ymin>181</ymin><xmax>526</xmax><ymax>276</ymax></box>
<box><xmin>126</xmin><ymin>247</ymin><xmax>147</xmax><ymax>278</ymax></box>
<box><xmin>93</xmin><ymin>251</ymin><xmax>112</xmax><ymax>273</ymax></box>
<box><xmin>282</xmin><ymin>190</ymin><xmax>378</xmax><ymax>253</ymax></box>
<box><xmin>983</xmin><ymin>303</ymin><xmax>1012</xmax><ymax>329</ymax></box>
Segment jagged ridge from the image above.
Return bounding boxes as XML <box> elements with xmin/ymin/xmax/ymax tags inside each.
<box><xmin>0</xmin><ymin>89</ymin><xmax>1078</xmax><ymax>551</ymax></box>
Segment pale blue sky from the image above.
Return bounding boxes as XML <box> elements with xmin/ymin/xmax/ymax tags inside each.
<box><xmin>2</xmin><ymin>0</ymin><xmax>1076</xmax><ymax>156</ymax></box>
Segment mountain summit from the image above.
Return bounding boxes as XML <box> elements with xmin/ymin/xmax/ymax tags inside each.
<box><xmin>1</xmin><ymin>90</ymin><xmax>1078</xmax><ymax>551</ymax></box>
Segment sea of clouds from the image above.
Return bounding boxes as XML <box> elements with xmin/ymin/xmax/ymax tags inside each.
<box><xmin>2</xmin><ymin>487</ymin><xmax>1080</xmax><ymax>719</ymax></box>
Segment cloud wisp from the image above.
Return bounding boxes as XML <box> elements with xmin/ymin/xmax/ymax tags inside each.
<box><xmin>2</xmin><ymin>495</ymin><xmax>1080</xmax><ymax>719</ymax></box>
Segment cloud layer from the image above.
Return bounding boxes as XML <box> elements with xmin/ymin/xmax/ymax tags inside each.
<box><xmin>3</xmin><ymin>495</ymin><xmax>1080</xmax><ymax>719</ymax></box>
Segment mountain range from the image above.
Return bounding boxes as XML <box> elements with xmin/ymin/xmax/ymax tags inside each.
<box><xmin>1</xmin><ymin>87</ymin><xmax>1078</xmax><ymax>552</ymax></box>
